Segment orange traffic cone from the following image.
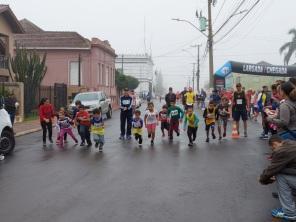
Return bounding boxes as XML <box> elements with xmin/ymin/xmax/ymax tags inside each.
<box><xmin>231</xmin><ymin>122</ymin><xmax>240</xmax><ymax>139</ymax></box>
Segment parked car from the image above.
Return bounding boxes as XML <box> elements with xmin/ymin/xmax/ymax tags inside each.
<box><xmin>70</xmin><ymin>91</ymin><xmax>112</xmax><ymax>118</ymax></box>
<box><xmin>0</xmin><ymin>97</ymin><xmax>15</xmax><ymax>155</ymax></box>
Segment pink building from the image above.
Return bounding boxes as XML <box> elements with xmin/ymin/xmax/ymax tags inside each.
<box><xmin>14</xmin><ymin>19</ymin><xmax>117</xmax><ymax>102</ymax></box>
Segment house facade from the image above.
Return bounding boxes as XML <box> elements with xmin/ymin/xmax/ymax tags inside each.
<box><xmin>14</xmin><ymin>20</ymin><xmax>117</xmax><ymax>102</ymax></box>
<box><xmin>115</xmin><ymin>54</ymin><xmax>154</xmax><ymax>96</ymax></box>
<box><xmin>0</xmin><ymin>5</ymin><xmax>24</xmax><ymax>82</ymax></box>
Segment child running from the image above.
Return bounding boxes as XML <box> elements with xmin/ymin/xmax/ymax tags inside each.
<box><xmin>91</xmin><ymin>108</ymin><xmax>105</xmax><ymax>151</ymax></box>
<box><xmin>183</xmin><ymin>107</ymin><xmax>199</xmax><ymax>147</ymax></box>
<box><xmin>132</xmin><ymin>110</ymin><xmax>144</xmax><ymax>146</ymax></box>
<box><xmin>144</xmin><ymin>102</ymin><xmax>158</xmax><ymax>145</ymax></box>
<box><xmin>203</xmin><ymin>101</ymin><xmax>218</xmax><ymax>143</ymax></box>
<box><xmin>56</xmin><ymin>107</ymin><xmax>69</xmax><ymax>144</ymax></box>
<box><xmin>57</xmin><ymin>111</ymin><xmax>78</xmax><ymax>148</ymax></box>
<box><xmin>217</xmin><ymin>97</ymin><xmax>230</xmax><ymax>140</ymax></box>
<box><xmin>75</xmin><ymin>105</ymin><xmax>92</xmax><ymax>147</ymax></box>
<box><xmin>167</xmin><ymin>101</ymin><xmax>184</xmax><ymax>141</ymax></box>
<box><xmin>159</xmin><ymin>105</ymin><xmax>169</xmax><ymax>137</ymax></box>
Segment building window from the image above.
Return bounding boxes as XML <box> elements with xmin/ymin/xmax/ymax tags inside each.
<box><xmin>98</xmin><ymin>63</ymin><xmax>101</xmax><ymax>85</ymax></box>
<box><xmin>69</xmin><ymin>61</ymin><xmax>80</xmax><ymax>85</ymax></box>
<box><xmin>105</xmin><ymin>66</ymin><xmax>109</xmax><ymax>86</ymax></box>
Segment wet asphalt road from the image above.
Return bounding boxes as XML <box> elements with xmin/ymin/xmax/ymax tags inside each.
<box><xmin>0</xmin><ymin>102</ymin><xmax>279</xmax><ymax>222</ymax></box>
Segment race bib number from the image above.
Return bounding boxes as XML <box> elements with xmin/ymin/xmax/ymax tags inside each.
<box><xmin>171</xmin><ymin>110</ymin><xmax>178</xmax><ymax>116</ymax></box>
<box><xmin>122</xmin><ymin>100</ymin><xmax>130</xmax><ymax>105</ymax></box>
<box><xmin>236</xmin><ymin>99</ymin><xmax>242</xmax><ymax>105</ymax></box>
<box><xmin>133</xmin><ymin>121</ymin><xmax>141</xmax><ymax>128</ymax></box>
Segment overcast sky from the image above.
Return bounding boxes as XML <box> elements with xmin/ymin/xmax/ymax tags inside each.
<box><xmin>3</xmin><ymin>0</ymin><xmax>296</xmax><ymax>91</ymax></box>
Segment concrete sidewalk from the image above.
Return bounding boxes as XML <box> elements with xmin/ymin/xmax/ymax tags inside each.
<box><xmin>14</xmin><ymin>119</ymin><xmax>41</xmax><ymax>137</ymax></box>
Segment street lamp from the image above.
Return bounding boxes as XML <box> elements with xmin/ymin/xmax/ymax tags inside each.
<box><xmin>172</xmin><ymin>9</ymin><xmax>247</xmax><ymax>89</ymax></box>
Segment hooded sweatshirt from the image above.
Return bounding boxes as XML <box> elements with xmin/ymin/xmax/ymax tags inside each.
<box><xmin>270</xmin><ymin>99</ymin><xmax>296</xmax><ymax>132</ymax></box>
<box><xmin>260</xmin><ymin>140</ymin><xmax>296</xmax><ymax>185</ymax></box>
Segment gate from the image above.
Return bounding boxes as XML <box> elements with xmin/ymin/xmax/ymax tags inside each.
<box><xmin>54</xmin><ymin>83</ymin><xmax>67</xmax><ymax>109</ymax></box>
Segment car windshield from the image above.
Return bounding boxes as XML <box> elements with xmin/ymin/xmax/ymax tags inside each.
<box><xmin>74</xmin><ymin>93</ymin><xmax>99</xmax><ymax>102</ymax></box>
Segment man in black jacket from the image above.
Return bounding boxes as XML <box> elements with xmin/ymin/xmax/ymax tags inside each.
<box><xmin>165</xmin><ymin>87</ymin><xmax>176</xmax><ymax>107</ymax></box>
<box><xmin>259</xmin><ymin>135</ymin><xmax>296</xmax><ymax>220</ymax></box>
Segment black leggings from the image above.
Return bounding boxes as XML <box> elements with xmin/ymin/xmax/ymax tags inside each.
<box><xmin>187</xmin><ymin>126</ymin><xmax>197</xmax><ymax>143</ymax></box>
<box><xmin>41</xmin><ymin>121</ymin><xmax>52</xmax><ymax>142</ymax></box>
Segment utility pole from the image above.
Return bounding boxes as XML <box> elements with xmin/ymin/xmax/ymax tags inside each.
<box><xmin>192</xmin><ymin>44</ymin><xmax>201</xmax><ymax>92</ymax></box>
<box><xmin>192</xmin><ymin>63</ymin><xmax>196</xmax><ymax>91</ymax></box>
<box><xmin>208</xmin><ymin>0</ymin><xmax>214</xmax><ymax>89</ymax></box>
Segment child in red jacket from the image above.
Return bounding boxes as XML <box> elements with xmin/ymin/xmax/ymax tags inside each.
<box><xmin>39</xmin><ymin>98</ymin><xmax>54</xmax><ymax>146</ymax></box>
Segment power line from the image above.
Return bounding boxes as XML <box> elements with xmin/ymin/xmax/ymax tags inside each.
<box><xmin>214</xmin><ymin>0</ymin><xmax>246</xmax><ymax>36</ymax></box>
<box><xmin>214</xmin><ymin>0</ymin><xmax>261</xmax><ymax>45</ymax></box>
<box><xmin>213</xmin><ymin>0</ymin><xmax>227</xmax><ymax>24</ymax></box>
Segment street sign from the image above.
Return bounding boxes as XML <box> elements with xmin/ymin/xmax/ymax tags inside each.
<box><xmin>199</xmin><ymin>17</ymin><xmax>207</xmax><ymax>32</ymax></box>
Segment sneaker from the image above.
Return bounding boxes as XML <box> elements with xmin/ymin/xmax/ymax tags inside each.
<box><xmin>99</xmin><ymin>144</ymin><xmax>103</xmax><ymax>152</ymax></box>
<box><xmin>169</xmin><ymin>136</ymin><xmax>173</xmax><ymax>141</ymax></box>
<box><xmin>206</xmin><ymin>138</ymin><xmax>209</xmax><ymax>143</ymax></box>
<box><xmin>223</xmin><ymin>132</ymin><xmax>226</xmax><ymax>137</ymax></box>
<box><xmin>244</xmin><ymin>131</ymin><xmax>248</xmax><ymax>137</ymax></box>
<box><xmin>260</xmin><ymin>134</ymin><xmax>269</xmax><ymax>140</ymax></box>
<box><xmin>177</xmin><ymin>131</ymin><xmax>180</xmax><ymax>136</ymax></box>
<box><xmin>95</xmin><ymin>142</ymin><xmax>99</xmax><ymax>148</ymax></box>
<box><xmin>74</xmin><ymin>140</ymin><xmax>78</xmax><ymax>144</ymax></box>
<box><xmin>219</xmin><ymin>136</ymin><xmax>222</xmax><ymax>140</ymax></box>
<box><xmin>80</xmin><ymin>142</ymin><xmax>85</xmax><ymax>146</ymax></box>
<box><xmin>43</xmin><ymin>141</ymin><xmax>46</xmax><ymax>146</ymax></box>
<box><xmin>193</xmin><ymin>137</ymin><xmax>196</xmax><ymax>142</ymax></box>
<box><xmin>126</xmin><ymin>135</ymin><xmax>132</xmax><ymax>140</ymax></box>
<box><xmin>49</xmin><ymin>139</ymin><xmax>53</xmax><ymax>144</ymax></box>
<box><xmin>87</xmin><ymin>143</ymin><xmax>92</xmax><ymax>147</ymax></box>
<box><xmin>119</xmin><ymin>135</ymin><xmax>125</xmax><ymax>140</ymax></box>
<box><xmin>188</xmin><ymin>142</ymin><xmax>193</xmax><ymax>147</ymax></box>
<box><xmin>272</xmin><ymin>208</ymin><xmax>296</xmax><ymax>220</ymax></box>
<box><xmin>151</xmin><ymin>140</ymin><xmax>154</xmax><ymax>145</ymax></box>
<box><xmin>0</xmin><ymin>154</ymin><xmax>4</xmax><ymax>161</ymax></box>
<box><xmin>212</xmin><ymin>134</ymin><xmax>216</xmax><ymax>139</ymax></box>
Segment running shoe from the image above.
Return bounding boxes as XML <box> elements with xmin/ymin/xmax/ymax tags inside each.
<box><xmin>49</xmin><ymin>139</ymin><xmax>53</xmax><ymax>144</ymax></box>
<box><xmin>206</xmin><ymin>138</ymin><xmax>209</xmax><ymax>143</ymax></box>
<box><xmin>260</xmin><ymin>134</ymin><xmax>269</xmax><ymax>140</ymax></box>
<box><xmin>244</xmin><ymin>131</ymin><xmax>248</xmax><ymax>137</ymax></box>
<box><xmin>80</xmin><ymin>142</ymin><xmax>85</xmax><ymax>146</ymax></box>
<box><xmin>212</xmin><ymin>134</ymin><xmax>216</xmax><ymax>139</ymax></box>
<box><xmin>95</xmin><ymin>142</ymin><xmax>99</xmax><ymax>148</ymax></box>
<box><xmin>43</xmin><ymin>141</ymin><xmax>46</xmax><ymax>147</ymax></box>
<box><xmin>188</xmin><ymin>142</ymin><xmax>193</xmax><ymax>147</ymax></box>
<box><xmin>271</xmin><ymin>208</ymin><xmax>296</xmax><ymax>220</ymax></box>
<box><xmin>177</xmin><ymin>131</ymin><xmax>180</xmax><ymax>136</ymax></box>
<box><xmin>126</xmin><ymin>136</ymin><xmax>132</xmax><ymax>140</ymax></box>
<box><xmin>99</xmin><ymin>144</ymin><xmax>103</xmax><ymax>152</ymax></box>
<box><xmin>223</xmin><ymin>132</ymin><xmax>226</xmax><ymax>137</ymax></box>
<box><xmin>119</xmin><ymin>135</ymin><xmax>125</xmax><ymax>140</ymax></box>
<box><xmin>151</xmin><ymin>140</ymin><xmax>154</xmax><ymax>145</ymax></box>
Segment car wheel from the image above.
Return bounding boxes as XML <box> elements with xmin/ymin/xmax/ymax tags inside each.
<box><xmin>0</xmin><ymin>130</ymin><xmax>15</xmax><ymax>155</ymax></box>
<box><xmin>106</xmin><ymin>106</ymin><xmax>112</xmax><ymax>119</ymax></box>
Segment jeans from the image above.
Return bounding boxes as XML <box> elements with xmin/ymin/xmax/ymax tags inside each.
<box><xmin>93</xmin><ymin>134</ymin><xmax>104</xmax><ymax>144</ymax></box>
<box><xmin>120</xmin><ymin>110</ymin><xmax>132</xmax><ymax>136</ymax></box>
<box><xmin>9</xmin><ymin>112</ymin><xmax>15</xmax><ymax>125</ymax></box>
<box><xmin>79</xmin><ymin>125</ymin><xmax>91</xmax><ymax>145</ymax></box>
<box><xmin>277</xmin><ymin>174</ymin><xmax>296</xmax><ymax>216</ymax></box>
<box><xmin>41</xmin><ymin>121</ymin><xmax>52</xmax><ymax>143</ymax></box>
<box><xmin>279</xmin><ymin>131</ymin><xmax>296</xmax><ymax>141</ymax></box>
<box><xmin>187</xmin><ymin>126</ymin><xmax>198</xmax><ymax>143</ymax></box>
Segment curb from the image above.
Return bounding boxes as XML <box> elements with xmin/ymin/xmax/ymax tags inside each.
<box><xmin>15</xmin><ymin>128</ymin><xmax>41</xmax><ymax>137</ymax></box>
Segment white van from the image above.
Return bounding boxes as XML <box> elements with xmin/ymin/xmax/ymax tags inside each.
<box><xmin>0</xmin><ymin>97</ymin><xmax>15</xmax><ymax>154</ymax></box>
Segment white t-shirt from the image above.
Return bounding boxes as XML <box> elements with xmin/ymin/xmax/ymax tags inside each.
<box><xmin>145</xmin><ymin>110</ymin><xmax>158</xmax><ymax>125</ymax></box>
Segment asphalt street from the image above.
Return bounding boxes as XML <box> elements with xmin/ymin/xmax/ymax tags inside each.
<box><xmin>0</xmin><ymin>102</ymin><xmax>279</xmax><ymax>222</ymax></box>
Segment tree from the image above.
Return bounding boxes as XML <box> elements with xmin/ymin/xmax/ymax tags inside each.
<box><xmin>280</xmin><ymin>28</ymin><xmax>296</xmax><ymax>65</ymax></box>
<box><xmin>115</xmin><ymin>69</ymin><xmax>139</xmax><ymax>91</ymax></box>
<box><xmin>9</xmin><ymin>45</ymin><xmax>47</xmax><ymax>114</ymax></box>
